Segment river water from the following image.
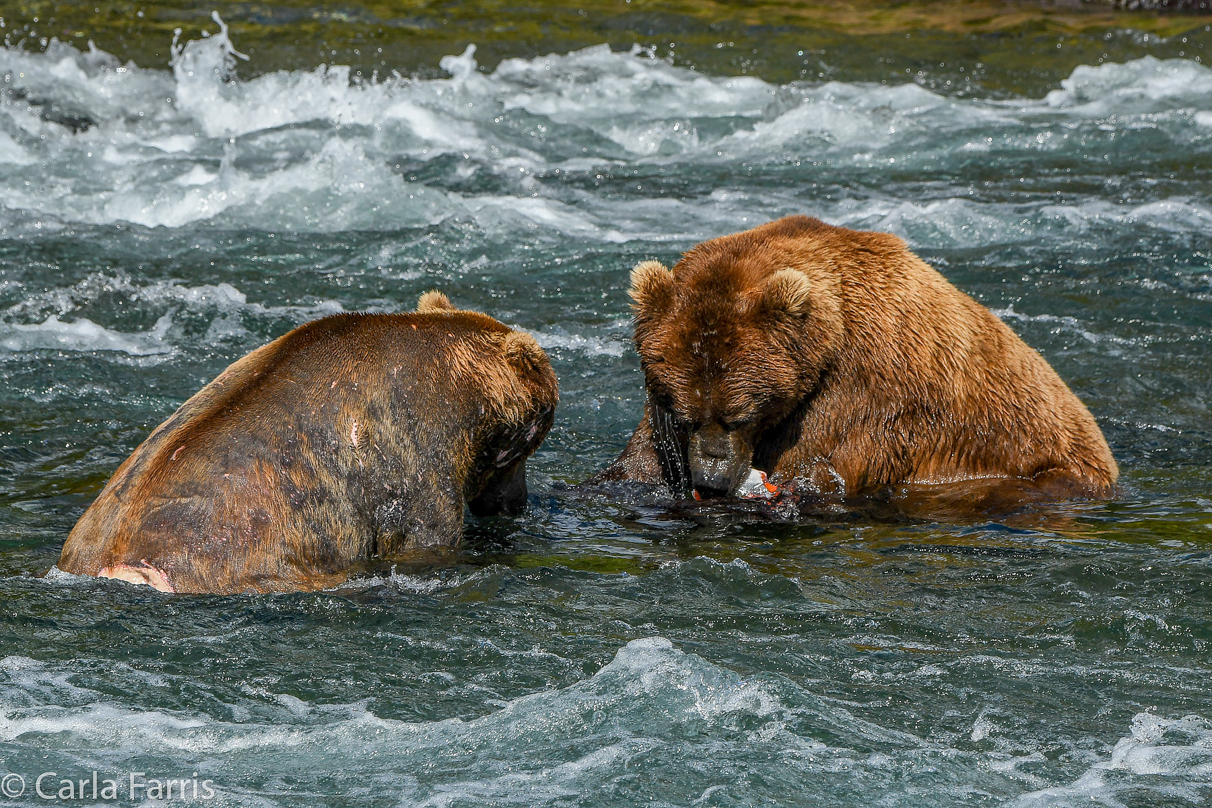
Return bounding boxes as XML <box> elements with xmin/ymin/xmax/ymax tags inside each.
<box><xmin>0</xmin><ymin>14</ymin><xmax>1210</xmax><ymax>808</ymax></box>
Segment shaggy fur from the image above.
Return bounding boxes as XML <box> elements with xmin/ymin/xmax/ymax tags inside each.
<box><xmin>595</xmin><ymin>216</ymin><xmax>1117</xmax><ymax>505</ymax></box>
<box><xmin>58</xmin><ymin>294</ymin><xmax>558</xmax><ymax>594</ymax></box>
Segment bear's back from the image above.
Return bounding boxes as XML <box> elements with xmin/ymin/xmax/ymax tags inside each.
<box><xmin>769</xmin><ymin>219</ymin><xmax>1117</xmax><ymax>494</ymax></box>
<box><xmin>58</xmin><ymin>311</ymin><xmax>534</xmax><ymax>588</ymax></box>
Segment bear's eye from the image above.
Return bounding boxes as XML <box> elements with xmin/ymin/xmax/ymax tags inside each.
<box><xmin>721</xmin><ymin>413</ymin><xmax>755</xmax><ymax>432</ymax></box>
<box><xmin>648</xmin><ymin>389</ymin><xmax>674</xmax><ymax>412</ymax></box>
<box><xmin>667</xmin><ymin>410</ymin><xmax>699</xmax><ymax>431</ymax></box>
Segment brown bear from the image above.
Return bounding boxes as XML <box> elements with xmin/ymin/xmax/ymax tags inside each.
<box><xmin>594</xmin><ymin>216</ymin><xmax>1117</xmax><ymax>509</ymax></box>
<box><xmin>57</xmin><ymin>293</ymin><xmax>558</xmax><ymax>594</ymax></box>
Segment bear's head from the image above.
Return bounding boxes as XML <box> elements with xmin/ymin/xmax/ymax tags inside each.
<box><xmin>416</xmin><ymin>291</ymin><xmax>559</xmax><ymax>516</ymax></box>
<box><xmin>629</xmin><ymin>253</ymin><xmax>839</xmax><ymax>498</ymax></box>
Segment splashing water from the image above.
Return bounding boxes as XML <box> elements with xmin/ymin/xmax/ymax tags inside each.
<box><xmin>1</xmin><ymin>23</ymin><xmax>1209</xmax><ymax>239</ymax></box>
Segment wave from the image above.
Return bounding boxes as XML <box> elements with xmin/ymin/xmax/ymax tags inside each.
<box><xmin>0</xmin><ymin>271</ymin><xmax>643</xmax><ymax>362</ymax></box>
<box><xmin>0</xmin><ymin>21</ymin><xmax>1209</xmax><ymax>243</ymax></box>
<box><xmin>0</xmin><ymin>638</ymin><xmax>855</xmax><ymax>805</ymax></box>
<box><xmin>0</xmin><ymin>273</ymin><xmax>346</xmax><ymax>362</ymax></box>
<box><xmin>528</xmin><ymin>327</ymin><xmax>627</xmax><ymax>358</ymax></box>
<box><xmin>0</xmin><ymin>313</ymin><xmax>172</xmax><ymax>356</ymax></box>
<box><xmin>1008</xmin><ymin>712</ymin><xmax>1212</xmax><ymax>807</ymax></box>
<box><xmin>1043</xmin><ymin>56</ymin><xmax>1212</xmax><ymax>114</ymax></box>
<box><xmin>4</xmin><ymin>636</ymin><xmax>1209</xmax><ymax>806</ymax></box>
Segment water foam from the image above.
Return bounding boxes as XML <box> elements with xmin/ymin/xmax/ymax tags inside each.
<box><xmin>527</xmin><ymin>327</ymin><xmax>627</xmax><ymax>358</ymax></box>
<box><xmin>0</xmin><ymin>637</ymin><xmax>944</xmax><ymax>795</ymax></box>
<box><xmin>3</xmin><ymin>616</ymin><xmax>1210</xmax><ymax>805</ymax></box>
<box><xmin>1</xmin><ymin>273</ymin><xmax>345</xmax><ymax>360</ymax></box>
<box><xmin>1043</xmin><ymin>55</ymin><xmax>1212</xmax><ymax>113</ymax></box>
<box><xmin>1</xmin><ymin>23</ymin><xmax>1209</xmax><ymax>245</ymax></box>
<box><xmin>0</xmin><ymin>313</ymin><xmax>172</xmax><ymax>355</ymax></box>
<box><xmin>0</xmin><ymin>639</ymin><xmax>826</xmax><ymax>804</ymax></box>
<box><xmin>1008</xmin><ymin>712</ymin><xmax>1212</xmax><ymax>807</ymax></box>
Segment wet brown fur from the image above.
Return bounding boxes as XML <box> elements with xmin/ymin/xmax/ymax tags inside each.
<box><xmin>596</xmin><ymin>216</ymin><xmax>1118</xmax><ymax>507</ymax></box>
<box><xmin>58</xmin><ymin>294</ymin><xmax>558</xmax><ymax>594</ymax></box>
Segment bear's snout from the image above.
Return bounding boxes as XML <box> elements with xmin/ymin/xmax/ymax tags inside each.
<box><xmin>688</xmin><ymin>426</ymin><xmax>751</xmax><ymax>499</ymax></box>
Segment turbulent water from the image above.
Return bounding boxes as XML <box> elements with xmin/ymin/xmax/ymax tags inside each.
<box><xmin>1</xmin><ymin>16</ymin><xmax>1211</xmax><ymax>808</ymax></box>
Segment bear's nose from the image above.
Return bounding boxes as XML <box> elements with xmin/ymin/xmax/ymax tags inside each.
<box><xmin>689</xmin><ymin>449</ymin><xmax>733</xmax><ymax>493</ymax></box>
<box><xmin>687</xmin><ymin>424</ymin><xmax>749</xmax><ymax>499</ymax></box>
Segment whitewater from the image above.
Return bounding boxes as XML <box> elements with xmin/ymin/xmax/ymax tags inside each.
<box><xmin>2</xmin><ymin>15</ymin><xmax>1210</xmax><ymax>239</ymax></box>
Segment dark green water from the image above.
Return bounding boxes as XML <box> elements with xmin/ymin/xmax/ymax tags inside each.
<box><xmin>0</xmin><ymin>11</ymin><xmax>1210</xmax><ymax>808</ymax></box>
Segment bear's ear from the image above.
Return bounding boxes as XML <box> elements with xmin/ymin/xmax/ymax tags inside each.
<box><xmin>417</xmin><ymin>290</ymin><xmax>455</xmax><ymax>313</ymax></box>
<box><xmin>757</xmin><ymin>269</ymin><xmax>812</xmax><ymax>320</ymax></box>
<box><xmin>501</xmin><ymin>330</ymin><xmax>548</xmax><ymax>376</ymax></box>
<box><xmin>629</xmin><ymin>260</ymin><xmax>675</xmax><ymax>319</ymax></box>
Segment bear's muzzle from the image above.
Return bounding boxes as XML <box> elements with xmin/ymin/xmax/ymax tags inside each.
<box><xmin>688</xmin><ymin>425</ymin><xmax>751</xmax><ymax>499</ymax></box>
